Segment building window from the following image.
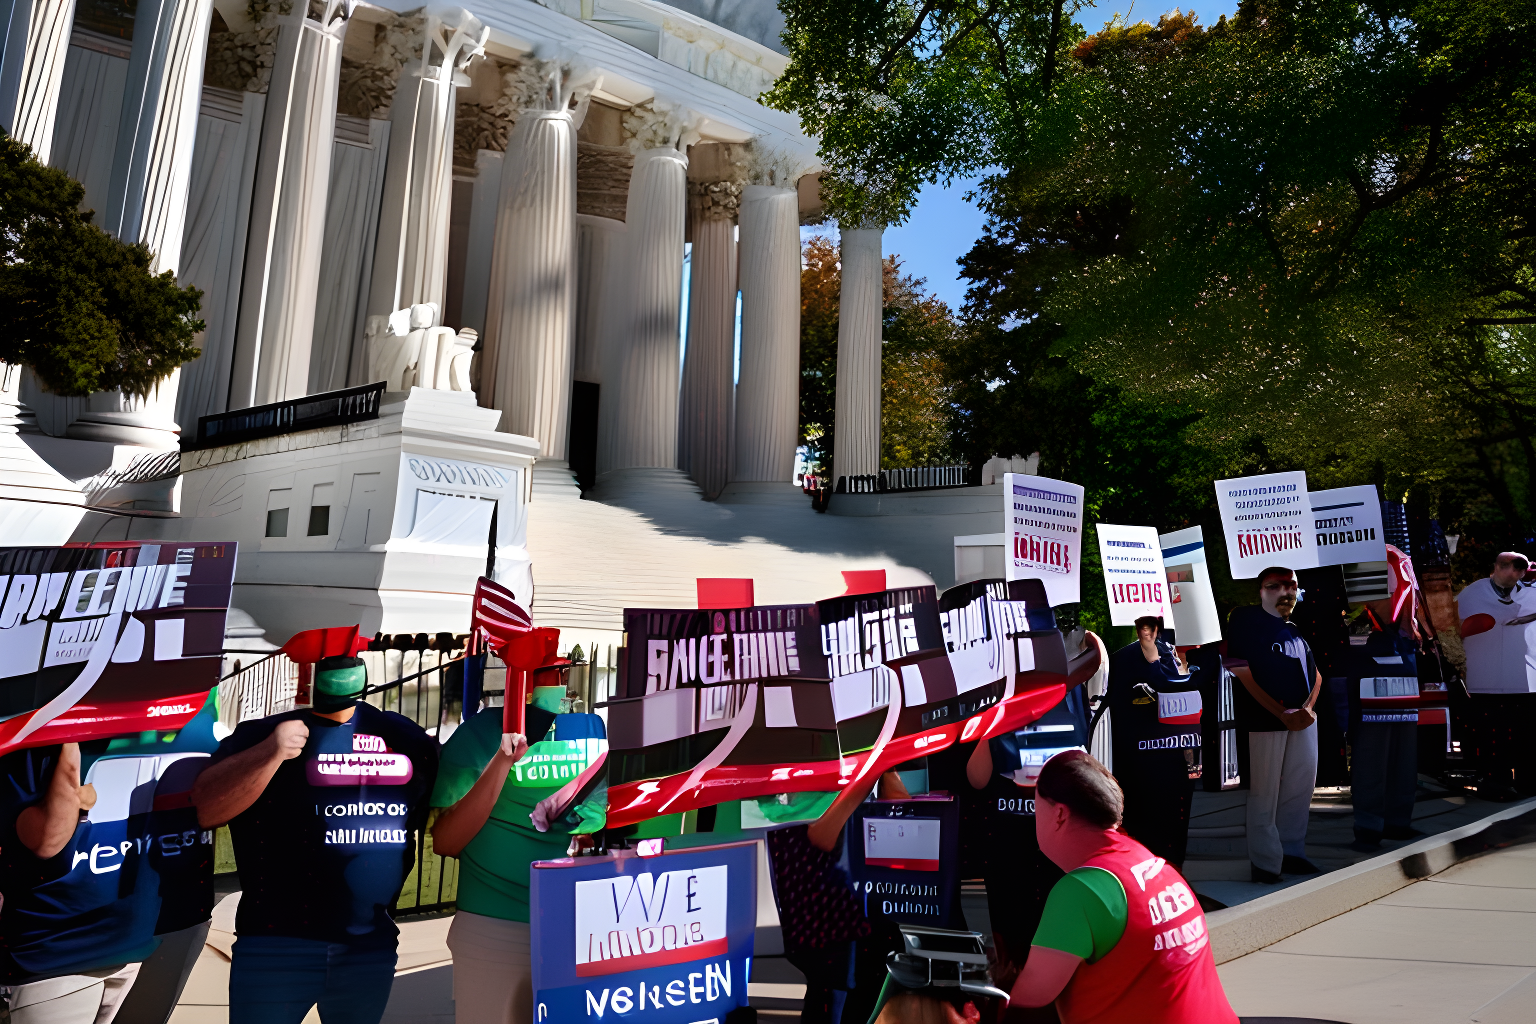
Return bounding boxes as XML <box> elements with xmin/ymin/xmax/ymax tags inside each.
<box><xmin>265</xmin><ymin>508</ymin><xmax>289</xmax><ymax>537</ymax></box>
<box><xmin>308</xmin><ymin>506</ymin><xmax>330</xmax><ymax>536</ymax></box>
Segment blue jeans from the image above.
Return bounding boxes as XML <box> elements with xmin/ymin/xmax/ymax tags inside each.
<box><xmin>229</xmin><ymin>936</ymin><xmax>397</xmax><ymax>1024</ymax></box>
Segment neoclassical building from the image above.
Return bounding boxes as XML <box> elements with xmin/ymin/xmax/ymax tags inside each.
<box><xmin>0</xmin><ymin>0</ymin><xmax>921</xmax><ymax>643</ymax></box>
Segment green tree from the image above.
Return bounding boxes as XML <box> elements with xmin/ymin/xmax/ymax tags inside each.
<box><xmin>0</xmin><ymin>133</ymin><xmax>202</xmax><ymax>397</ymax></box>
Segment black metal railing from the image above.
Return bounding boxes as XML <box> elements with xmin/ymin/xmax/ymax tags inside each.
<box><xmin>835</xmin><ymin>464</ymin><xmax>975</xmax><ymax>494</ymax></box>
<box><xmin>187</xmin><ymin>381</ymin><xmax>387</xmax><ymax>451</ymax></box>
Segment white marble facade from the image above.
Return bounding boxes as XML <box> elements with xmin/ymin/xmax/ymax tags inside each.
<box><xmin>1</xmin><ymin>0</ymin><xmax>877</xmax><ymax>632</ymax></box>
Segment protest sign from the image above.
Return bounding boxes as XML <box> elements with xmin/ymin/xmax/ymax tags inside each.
<box><xmin>1310</xmin><ymin>485</ymin><xmax>1387</xmax><ymax>566</ymax></box>
<box><xmin>1004</xmin><ymin>473</ymin><xmax>1084</xmax><ymax>606</ymax></box>
<box><xmin>0</xmin><ymin>542</ymin><xmax>236</xmax><ymax>757</ymax></box>
<box><xmin>1159</xmin><ymin>526</ymin><xmax>1223</xmax><ymax>646</ymax></box>
<box><xmin>1095</xmin><ymin>524</ymin><xmax>1173</xmax><ymax>627</ymax></box>
<box><xmin>1213</xmin><ymin>472</ymin><xmax>1318</xmax><ymax>578</ymax></box>
<box><xmin>530</xmin><ymin>842</ymin><xmax>757</xmax><ymax>1023</ymax></box>
<box><xmin>848</xmin><ymin>798</ymin><xmax>962</xmax><ymax>929</ymax></box>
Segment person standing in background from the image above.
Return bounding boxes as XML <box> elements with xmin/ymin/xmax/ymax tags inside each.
<box><xmin>1456</xmin><ymin>551</ymin><xmax>1536</xmax><ymax>801</ymax></box>
<box><xmin>1225</xmin><ymin>567</ymin><xmax>1324</xmax><ymax>884</ymax></box>
<box><xmin>1107</xmin><ymin>616</ymin><xmax>1201</xmax><ymax>870</ymax></box>
<box><xmin>1346</xmin><ymin>599</ymin><xmax>1425</xmax><ymax>850</ymax></box>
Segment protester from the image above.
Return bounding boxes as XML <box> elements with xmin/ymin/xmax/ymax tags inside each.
<box><xmin>191</xmin><ymin>656</ymin><xmax>438</xmax><ymax>1024</ymax></box>
<box><xmin>1107</xmin><ymin>615</ymin><xmax>1200</xmax><ymax>869</ymax></box>
<box><xmin>1225</xmin><ymin>567</ymin><xmax>1324</xmax><ymax>883</ymax></box>
<box><xmin>1456</xmin><ymin>551</ymin><xmax>1536</xmax><ymax>800</ymax></box>
<box><xmin>427</xmin><ymin>695</ymin><xmax>581</xmax><ymax>1024</ymax></box>
<box><xmin>1346</xmin><ymin>601</ymin><xmax>1425</xmax><ymax>850</ymax></box>
<box><xmin>1005</xmin><ymin>750</ymin><xmax>1237</xmax><ymax>1022</ymax></box>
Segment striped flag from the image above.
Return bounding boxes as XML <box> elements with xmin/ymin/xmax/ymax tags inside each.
<box><xmin>472</xmin><ymin>575</ymin><xmax>533</xmax><ymax>650</ymax></box>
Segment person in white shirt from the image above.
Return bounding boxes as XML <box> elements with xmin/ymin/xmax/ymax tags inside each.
<box><xmin>1456</xmin><ymin>552</ymin><xmax>1536</xmax><ymax>801</ymax></box>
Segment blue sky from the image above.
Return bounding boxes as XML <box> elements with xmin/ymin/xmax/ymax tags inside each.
<box><xmin>854</xmin><ymin>1</ymin><xmax>1243</xmax><ymax>312</ymax></box>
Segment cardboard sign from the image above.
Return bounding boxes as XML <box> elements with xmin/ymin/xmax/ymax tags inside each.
<box><xmin>1213</xmin><ymin>472</ymin><xmax>1318</xmax><ymax>578</ymax></box>
<box><xmin>1004</xmin><ymin>473</ymin><xmax>1084</xmax><ymax>605</ymax></box>
<box><xmin>1096</xmin><ymin>524</ymin><xmax>1174</xmax><ymax>627</ymax></box>
<box><xmin>530</xmin><ymin>842</ymin><xmax>757</xmax><ymax>1023</ymax></box>
<box><xmin>1310</xmin><ymin>485</ymin><xmax>1387</xmax><ymax>567</ymax></box>
<box><xmin>848</xmin><ymin>798</ymin><xmax>961</xmax><ymax>928</ymax></box>
<box><xmin>0</xmin><ymin>543</ymin><xmax>236</xmax><ymax>757</ymax></box>
<box><xmin>1159</xmin><ymin>526</ymin><xmax>1223</xmax><ymax>646</ymax></box>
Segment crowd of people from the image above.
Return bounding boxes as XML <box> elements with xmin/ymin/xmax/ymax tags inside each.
<box><xmin>2</xmin><ymin>553</ymin><xmax>1532</xmax><ymax>1023</ymax></box>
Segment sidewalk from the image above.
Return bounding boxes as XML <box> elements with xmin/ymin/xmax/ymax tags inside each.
<box><xmin>1217</xmin><ymin>840</ymin><xmax>1536</xmax><ymax>1022</ymax></box>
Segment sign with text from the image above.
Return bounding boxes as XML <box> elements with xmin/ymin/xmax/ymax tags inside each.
<box><xmin>1214</xmin><ymin>472</ymin><xmax>1318</xmax><ymax>579</ymax></box>
<box><xmin>531</xmin><ymin>842</ymin><xmax>756</xmax><ymax>1023</ymax></box>
<box><xmin>1309</xmin><ymin>485</ymin><xmax>1387</xmax><ymax>567</ymax></box>
<box><xmin>1096</xmin><ymin>524</ymin><xmax>1174</xmax><ymax>626</ymax></box>
<box><xmin>1159</xmin><ymin>526</ymin><xmax>1223</xmax><ymax>646</ymax></box>
<box><xmin>1004</xmin><ymin>473</ymin><xmax>1084</xmax><ymax>606</ymax></box>
<box><xmin>848</xmin><ymin>798</ymin><xmax>961</xmax><ymax>928</ymax></box>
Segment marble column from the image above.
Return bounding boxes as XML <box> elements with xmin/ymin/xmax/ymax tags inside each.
<box><xmin>228</xmin><ymin>0</ymin><xmax>355</xmax><ymax>410</ymax></box>
<box><xmin>0</xmin><ymin>362</ymin><xmax>84</xmax><ymax>545</ymax></box>
<box><xmin>65</xmin><ymin>0</ymin><xmax>214</xmax><ymax>448</ymax></box>
<box><xmin>573</xmin><ymin>213</ymin><xmax>624</xmax><ymax>385</ymax></box>
<box><xmin>368</xmin><ymin>11</ymin><xmax>485</xmax><ymax>320</ymax></box>
<box><xmin>0</xmin><ymin>0</ymin><xmax>76</xmax><ymax>162</ymax></box>
<box><xmin>732</xmin><ymin>183</ymin><xmax>800</xmax><ymax>483</ymax></box>
<box><xmin>596</xmin><ymin>142</ymin><xmax>689</xmax><ymax>476</ymax></box>
<box><xmin>678</xmin><ymin>183</ymin><xmax>738</xmax><ymax>498</ymax></box>
<box><xmin>481</xmin><ymin>67</ymin><xmax>588</xmax><ymax>457</ymax></box>
<box><xmin>832</xmin><ymin>224</ymin><xmax>884</xmax><ymax>483</ymax></box>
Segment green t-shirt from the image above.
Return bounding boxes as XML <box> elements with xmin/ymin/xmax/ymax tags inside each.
<box><xmin>1031</xmin><ymin>867</ymin><xmax>1129</xmax><ymax>963</ymax></box>
<box><xmin>429</xmin><ymin>709</ymin><xmax>574</xmax><ymax>922</ymax></box>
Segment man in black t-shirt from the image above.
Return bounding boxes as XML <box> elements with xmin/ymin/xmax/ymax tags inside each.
<box><xmin>191</xmin><ymin>656</ymin><xmax>437</xmax><ymax>1024</ymax></box>
<box><xmin>1224</xmin><ymin>568</ymin><xmax>1324</xmax><ymax>884</ymax></box>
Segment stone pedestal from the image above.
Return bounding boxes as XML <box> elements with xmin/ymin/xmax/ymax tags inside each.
<box><xmin>732</xmin><ymin>183</ymin><xmax>799</xmax><ymax>483</ymax></box>
<box><xmin>678</xmin><ymin>188</ymin><xmax>738</xmax><ymax>498</ymax></box>
<box><xmin>597</xmin><ymin>145</ymin><xmax>688</xmax><ymax>475</ymax></box>
<box><xmin>482</xmin><ymin>96</ymin><xmax>579</xmax><ymax>457</ymax></box>
<box><xmin>0</xmin><ymin>0</ymin><xmax>76</xmax><ymax>162</ymax></box>
<box><xmin>368</xmin><ymin>12</ymin><xmax>485</xmax><ymax>318</ymax></box>
<box><xmin>832</xmin><ymin>225</ymin><xmax>883</xmax><ymax>481</ymax></box>
<box><xmin>229</xmin><ymin>0</ymin><xmax>354</xmax><ymax>410</ymax></box>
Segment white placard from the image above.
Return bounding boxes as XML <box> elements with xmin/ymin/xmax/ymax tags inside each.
<box><xmin>1214</xmin><ymin>471</ymin><xmax>1318</xmax><ymax>578</ymax></box>
<box><xmin>574</xmin><ymin>865</ymin><xmax>730</xmax><ymax>974</ymax></box>
<box><xmin>1096</xmin><ymin>523</ymin><xmax>1173</xmax><ymax>626</ymax></box>
<box><xmin>1309</xmin><ymin>484</ymin><xmax>1387</xmax><ymax>567</ymax></box>
<box><xmin>1159</xmin><ymin>526</ymin><xmax>1224</xmax><ymax>646</ymax></box>
<box><xmin>1004</xmin><ymin>473</ymin><xmax>1084</xmax><ymax>606</ymax></box>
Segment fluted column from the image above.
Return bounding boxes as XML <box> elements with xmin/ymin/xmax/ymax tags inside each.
<box><xmin>573</xmin><ymin>213</ymin><xmax>624</xmax><ymax>384</ymax></box>
<box><xmin>733</xmin><ymin>183</ymin><xmax>801</xmax><ymax>483</ymax></box>
<box><xmin>480</xmin><ymin>67</ymin><xmax>588</xmax><ymax>457</ymax></box>
<box><xmin>832</xmin><ymin>224</ymin><xmax>884</xmax><ymax>482</ymax></box>
<box><xmin>596</xmin><ymin>141</ymin><xmax>690</xmax><ymax>475</ymax></box>
<box><xmin>228</xmin><ymin>0</ymin><xmax>354</xmax><ymax>410</ymax></box>
<box><xmin>0</xmin><ymin>0</ymin><xmax>76</xmax><ymax>163</ymax></box>
<box><xmin>678</xmin><ymin>183</ymin><xmax>738</xmax><ymax>497</ymax></box>
<box><xmin>64</xmin><ymin>0</ymin><xmax>214</xmax><ymax>448</ymax></box>
<box><xmin>368</xmin><ymin>11</ymin><xmax>486</xmax><ymax>319</ymax></box>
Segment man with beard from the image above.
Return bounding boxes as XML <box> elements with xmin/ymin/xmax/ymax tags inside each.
<box><xmin>1224</xmin><ymin>567</ymin><xmax>1323</xmax><ymax>884</ymax></box>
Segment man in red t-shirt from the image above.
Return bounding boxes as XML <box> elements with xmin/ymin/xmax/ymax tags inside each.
<box><xmin>1008</xmin><ymin>750</ymin><xmax>1238</xmax><ymax>1024</ymax></box>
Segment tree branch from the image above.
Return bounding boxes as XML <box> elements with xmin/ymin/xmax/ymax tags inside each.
<box><xmin>873</xmin><ymin>0</ymin><xmax>943</xmax><ymax>83</ymax></box>
<box><xmin>1041</xmin><ymin>0</ymin><xmax>1065</xmax><ymax>97</ymax></box>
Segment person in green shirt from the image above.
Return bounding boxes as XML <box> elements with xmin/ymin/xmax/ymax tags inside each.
<box><xmin>430</xmin><ymin>704</ymin><xmax>575</xmax><ymax>1024</ymax></box>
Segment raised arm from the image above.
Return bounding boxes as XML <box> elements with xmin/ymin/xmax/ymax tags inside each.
<box><xmin>15</xmin><ymin>743</ymin><xmax>92</xmax><ymax>859</ymax></box>
<box><xmin>807</xmin><ymin>761</ymin><xmax>886</xmax><ymax>852</ymax></box>
<box><xmin>431</xmin><ymin>732</ymin><xmax>529</xmax><ymax>858</ymax></box>
<box><xmin>191</xmin><ymin>720</ymin><xmax>308</xmax><ymax>828</ymax></box>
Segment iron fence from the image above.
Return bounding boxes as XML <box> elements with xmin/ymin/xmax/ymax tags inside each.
<box><xmin>835</xmin><ymin>464</ymin><xmax>975</xmax><ymax>494</ymax></box>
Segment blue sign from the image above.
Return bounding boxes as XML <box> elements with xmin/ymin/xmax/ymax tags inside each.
<box><xmin>530</xmin><ymin>842</ymin><xmax>757</xmax><ymax>1022</ymax></box>
<box><xmin>848</xmin><ymin>797</ymin><xmax>962</xmax><ymax>929</ymax></box>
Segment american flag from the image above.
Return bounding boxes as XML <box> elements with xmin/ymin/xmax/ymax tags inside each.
<box><xmin>471</xmin><ymin>575</ymin><xmax>533</xmax><ymax>651</ymax></box>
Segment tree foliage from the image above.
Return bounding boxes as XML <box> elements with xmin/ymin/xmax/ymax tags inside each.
<box><xmin>0</xmin><ymin>134</ymin><xmax>202</xmax><ymax>396</ymax></box>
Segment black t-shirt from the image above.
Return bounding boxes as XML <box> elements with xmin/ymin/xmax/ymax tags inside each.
<box><xmin>1227</xmin><ymin>606</ymin><xmax>1317</xmax><ymax>733</ymax></box>
<box><xmin>212</xmin><ymin>703</ymin><xmax>438</xmax><ymax>947</ymax></box>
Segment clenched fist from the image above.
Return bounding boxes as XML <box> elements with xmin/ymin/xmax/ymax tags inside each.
<box><xmin>270</xmin><ymin>720</ymin><xmax>310</xmax><ymax>760</ymax></box>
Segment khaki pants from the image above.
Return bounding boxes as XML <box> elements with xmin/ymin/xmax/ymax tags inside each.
<box><xmin>3</xmin><ymin>965</ymin><xmax>139</xmax><ymax>1024</ymax></box>
<box><xmin>1247</xmin><ymin>724</ymin><xmax>1318</xmax><ymax>873</ymax></box>
<box><xmin>445</xmin><ymin>912</ymin><xmax>531</xmax><ymax>1024</ymax></box>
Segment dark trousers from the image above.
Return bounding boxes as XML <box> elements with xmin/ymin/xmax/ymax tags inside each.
<box><xmin>1466</xmin><ymin>692</ymin><xmax>1536</xmax><ymax>791</ymax></box>
<box><xmin>1351</xmin><ymin>721</ymin><xmax>1418</xmax><ymax>834</ymax></box>
<box><xmin>1120</xmin><ymin>773</ymin><xmax>1195</xmax><ymax>870</ymax></box>
<box><xmin>229</xmin><ymin>936</ymin><xmax>397</xmax><ymax>1024</ymax></box>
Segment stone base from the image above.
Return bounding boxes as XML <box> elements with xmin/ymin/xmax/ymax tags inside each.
<box><xmin>65</xmin><ymin>411</ymin><xmax>180</xmax><ymax>450</ymax></box>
